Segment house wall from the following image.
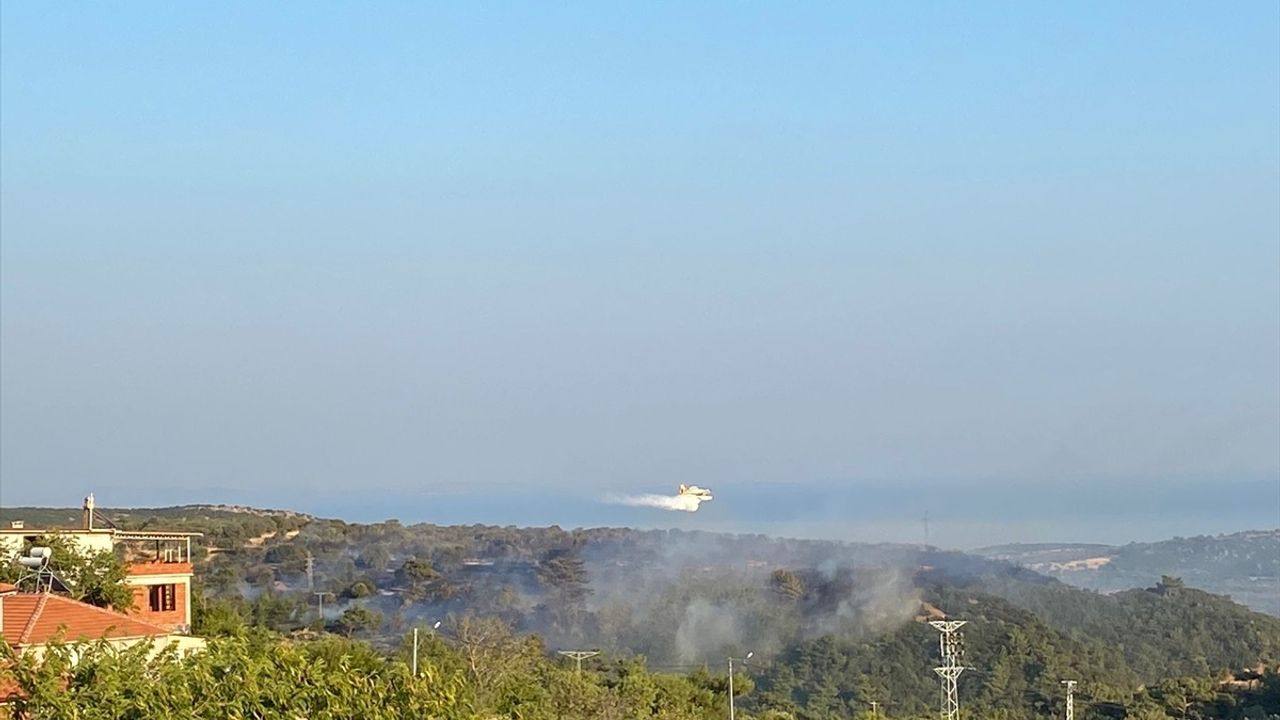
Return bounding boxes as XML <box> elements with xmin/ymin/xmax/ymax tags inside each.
<box><xmin>126</xmin><ymin>575</ymin><xmax>192</xmax><ymax>632</ymax></box>
<box><xmin>17</xmin><ymin>633</ymin><xmax>206</xmax><ymax>662</ymax></box>
<box><xmin>0</xmin><ymin>531</ymin><xmax>115</xmax><ymax>558</ymax></box>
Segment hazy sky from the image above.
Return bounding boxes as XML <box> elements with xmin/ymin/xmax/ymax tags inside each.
<box><xmin>2</xmin><ymin>3</ymin><xmax>1277</xmax><ymax>545</ymax></box>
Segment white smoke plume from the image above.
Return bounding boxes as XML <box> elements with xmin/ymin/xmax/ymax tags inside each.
<box><xmin>605</xmin><ymin>493</ymin><xmax>705</xmax><ymax>512</ymax></box>
<box><xmin>674</xmin><ymin>598</ymin><xmax>740</xmax><ymax>662</ymax></box>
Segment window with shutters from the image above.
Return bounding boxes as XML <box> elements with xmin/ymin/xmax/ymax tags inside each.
<box><xmin>149</xmin><ymin>583</ymin><xmax>176</xmax><ymax>612</ymax></box>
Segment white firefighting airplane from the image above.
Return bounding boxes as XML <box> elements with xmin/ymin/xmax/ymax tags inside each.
<box><xmin>677</xmin><ymin>484</ymin><xmax>713</xmax><ymax>501</ymax></box>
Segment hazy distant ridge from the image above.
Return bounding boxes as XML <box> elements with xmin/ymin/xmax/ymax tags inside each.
<box><xmin>973</xmin><ymin>530</ymin><xmax>1280</xmax><ymax>616</ymax></box>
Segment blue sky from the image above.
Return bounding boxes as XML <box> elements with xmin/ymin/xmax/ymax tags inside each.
<box><xmin>2</xmin><ymin>3</ymin><xmax>1277</xmax><ymax>546</ymax></box>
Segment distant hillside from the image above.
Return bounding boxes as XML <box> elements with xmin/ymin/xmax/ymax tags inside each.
<box><xmin>4</xmin><ymin>502</ymin><xmax>1280</xmax><ymax>718</ymax></box>
<box><xmin>0</xmin><ymin>504</ymin><xmax>312</xmax><ymax>550</ymax></box>
<box><xmin>0</xmin><ymin>504</ymin><xmax>311</xmax><ymax>525</ymax></box>
<box><xmin>973</xmin><ymin>530</ymin><xmax>1280</xmax><ymax>616</ymax></box>
<box><xmin>756</xmin><ymin>579</ymin><xmax>1280</xmax><ymax>719</ymax></box>
<box><xmin>972</xmin><ymin>542</ymin><xmax>1115</xmax><ymax>565</ymax></box>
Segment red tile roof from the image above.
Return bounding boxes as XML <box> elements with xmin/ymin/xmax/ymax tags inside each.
<box><xmin>0</xmin><ymin>582</ymin><xmax>17</xmax><ymax>595</ymax></box>
<box><xmin>1</xmin><ymin>592</ymin><xmax>174</xmax><ymax>647</ymax></box>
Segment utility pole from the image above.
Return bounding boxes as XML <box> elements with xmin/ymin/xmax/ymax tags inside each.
<box><xmin>557</xmin><ymin>650</ymin><xmax>600</xmax><ymax>674</ymax></box>
<box><xmin>412</xmin><ymin>621</ymin><xmax>441</xmax><ymax>677</ymax></box>
<box><xmin>313</xmin><ymin>591</ymin><xmax>327</xmax><ymax>624</ymax></box>
<box><xmin>930</xmin><ymin>620</ymin><xmax>968</xmax><ymax>720</ymax></box>
<box><xmin>727</xmin><ymin>652</ymin><xmax>753</xmax><ymax>720</ymax></box>
<box><xmin>1061</xmin><ymin>680</ymin><xmax>1077</xmax><ymax>720</ymax></box>
<box><xmin>870</xmin><ymin>700</ymin><xmax>880</xmax><ymax>719</ymax></box>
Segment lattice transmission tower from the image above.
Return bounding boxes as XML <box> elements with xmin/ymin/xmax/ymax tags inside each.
<box><xmin>929</xmin><ymin>620</ymin><xmax>968</xmax><ymax>720</ymax></box>
<box><xmin>1062</xmin><ymin>680</ymin><xmax>1077</xmax><ymax>720</ymax></box>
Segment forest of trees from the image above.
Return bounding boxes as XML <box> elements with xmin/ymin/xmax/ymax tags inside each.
<box><xmin>975</xmin><ymin>531</ymin><xmax>1280</xmax><ymax>616</ymax></box>
<box><xmin>4</xmin><ymin>619</ymin><xmax>1278</xmax><ymax>720</ymax></box>
<box><xmin>2</xmin><ymin>629</ymin><xmax>750</xmax><ymax>720</ymax></box>
<box><xmin>2</xmin><ymin>505</ymin><xmax>1278</xmax><ymax>718</ymax></box>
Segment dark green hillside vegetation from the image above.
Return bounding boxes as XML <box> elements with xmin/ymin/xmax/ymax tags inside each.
<box><xmin>5</xmin><ymin>505</ymin><xmax>1279</xmax><ymax>718</ymax></box>
<box><xmin>4</xmin><ymin>617</ymin><xmax>1277</xmax><ymax>720</ymax></box>
<box><xmin>976</xmin><ymin>573</ymin><xmax>1280</xmax><ymax>680</ymax></box>
<box><xmin>975</xmin><ymin>531</ymin><xmax>1280</xmax><ymax>616</ymax></box>
<box><xmin>755</xmin><ymin>582</ymin><xmax>1280</xmax><ymax>719</ymax></box>
<box><xmin>1090</xmin><ymin>532</ymin><xmax>1280</xmax><ymax>616</ymax></box>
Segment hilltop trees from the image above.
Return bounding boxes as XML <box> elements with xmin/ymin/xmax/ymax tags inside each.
<box><xmin>334</xmin><ymin>605</ymin><xmax>382</xmax><ymax>637</ymax></box>
<box><xmin>533</xmin><ymin>545</ymin><xmax>592</xmax><ymax>640</ymax></box>
<box><xmin>390</xmin><ymin>556</ymin><xmax>464</xmax><ymax>606</ymax></box>
<box><xmin>358</xmin><ymin>544</ymin><xmax>392</xmax><ymax>573</ymax></box>
<box><xmin>770</xmin><ymin>569</ymin><xmax>806</xmax><ymax>603</ymax></box>
<box><xmin>1154</xmin><ymin>575</ymin><xmax>1185</xmax><ymax>595</ymax></box>
<box><xmin>536</xmin><ymin>547</ymin><xmax>590</xmax><ymax>605</ymax></box>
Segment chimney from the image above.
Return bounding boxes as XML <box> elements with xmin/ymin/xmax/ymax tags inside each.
<box><xmin>83</xmin><ymin>493</ymin><xmax>95</xmax><ymax>531</ymax></box>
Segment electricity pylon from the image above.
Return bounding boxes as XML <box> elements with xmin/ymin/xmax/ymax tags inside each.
<box><xmin>557</xmin><ymin>650</ymin><xmax>600</xmax><ymax>673</ymax></box>
<box><xmin>930</xmin><ymin>620</ymin><xmax>968</xmax><ymax>720</ymax></box>
<box><xmin>1062</xmin><ymin>680</ymin><xmax>1077</xmax><ymax>720</ymax></box>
